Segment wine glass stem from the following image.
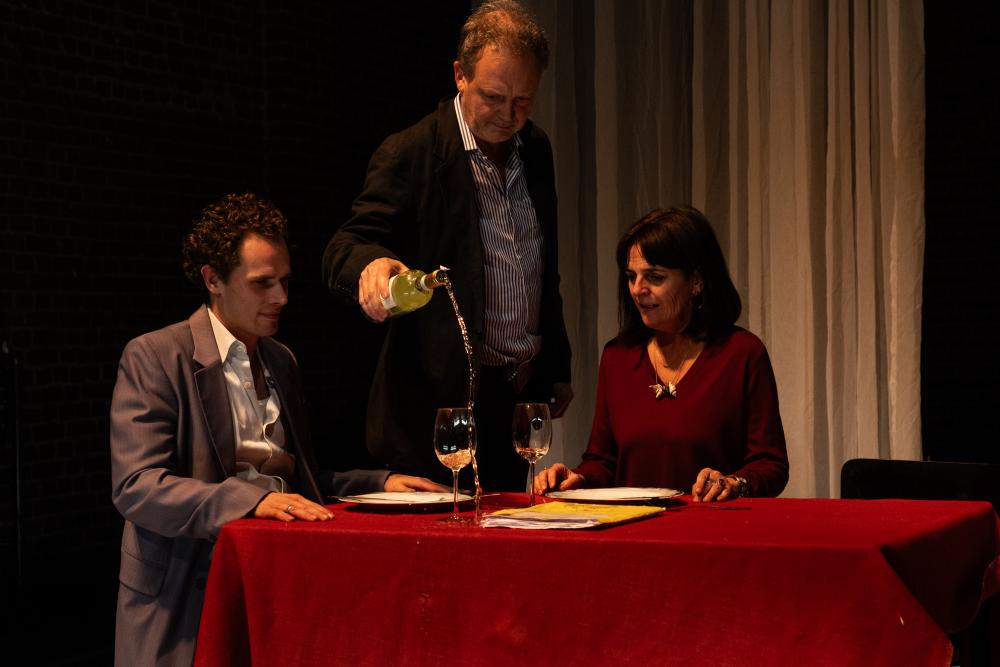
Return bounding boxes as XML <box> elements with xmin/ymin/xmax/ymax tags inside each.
<box><xmin>528</xmin><ymin>461</ymin><xmax>536</xmax><ymax>506</ymax></box>
<box><xmin>452</xmin><ymin>469</ymin><xmax>459</xmax><ymax>516</ymax></box>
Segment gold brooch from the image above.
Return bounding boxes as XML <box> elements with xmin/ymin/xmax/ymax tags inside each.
<box><xmin>650</xmin><ymin>382</ymin><xmax>677</xmax><ymax>400</ymax></box>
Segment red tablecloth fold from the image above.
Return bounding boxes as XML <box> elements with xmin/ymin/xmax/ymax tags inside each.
<box><xmin>195</xmin><ymin>496</ymin><xmax>999</xmax><ymax>667</ymax></box>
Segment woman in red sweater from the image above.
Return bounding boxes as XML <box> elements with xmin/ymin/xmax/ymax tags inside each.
<box><xmin>535</xmin><ymin>207</ymin><xmax>788</xmax><ymax>501</ymax></box>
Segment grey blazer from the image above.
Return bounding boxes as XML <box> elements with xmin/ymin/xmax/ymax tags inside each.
<box><xmin>111</xmin><ymin>306</ymin><xmax>387</xmax><ymax>666</ymax></box>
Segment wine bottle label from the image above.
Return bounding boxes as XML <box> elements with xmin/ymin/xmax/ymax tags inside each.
<box><xmin>381</xmin><ymin>275</ymin><xmax>399</xmax><ymax>309</ymax></box>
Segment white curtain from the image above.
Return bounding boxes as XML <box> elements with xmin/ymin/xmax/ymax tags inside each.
<box><xmin>528</xmin><ymin>0</ymin><xmax>925</xmax><ymax>498</ymax></box>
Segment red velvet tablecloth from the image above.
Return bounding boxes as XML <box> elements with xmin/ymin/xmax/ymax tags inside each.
<box><xmin>195</xmin><ymin>495</ymin><xmax>999</xmax><ymax>666</ymax></box>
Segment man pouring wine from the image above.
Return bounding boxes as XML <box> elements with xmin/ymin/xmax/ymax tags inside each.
<box><xmin>323</xmin><ymin>0</ymin><xmax>573</xmax><ymax>491</ymax></box>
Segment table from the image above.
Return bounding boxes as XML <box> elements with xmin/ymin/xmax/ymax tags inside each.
<box><xmin>195</xmin><ymin>495</ymin><xmax>999</xmax><ymax>666</ymax></box>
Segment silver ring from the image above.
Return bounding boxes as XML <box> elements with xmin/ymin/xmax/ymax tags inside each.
<box><xmin>285</xmin><ymin>504</ymin><xmax>294</xmax><ymax>513</ymax></box>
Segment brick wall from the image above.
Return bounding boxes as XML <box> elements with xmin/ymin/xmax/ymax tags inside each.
<box><xmin>1</xmin><ymin>0</ymin><xmax>468</xmax><ymax>656</ymax></box>
<box><xmin>921</xmin><ymin>2</ymin><xmax>1000</xmax><ymax>463</ymax></box>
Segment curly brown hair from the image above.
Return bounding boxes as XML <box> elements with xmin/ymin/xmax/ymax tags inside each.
<box><xmin>182</xmin><ymin>193</ymin><xmax>288</xmax><ymax>298</ymax></box>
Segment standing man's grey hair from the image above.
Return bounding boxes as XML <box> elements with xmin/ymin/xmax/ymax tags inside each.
<box><xmin>457</xmin><ymin>0</ymin><xmax>549</xmax><ymax>77</ymax></box>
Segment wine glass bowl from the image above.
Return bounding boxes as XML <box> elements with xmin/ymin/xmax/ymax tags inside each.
<box><xmin>512</xmin><ymin>403</ymin><xmax>552</xmax><ymax>505</ymax></box>
<box><xmin>434</xmin><ymin>407</ymin><xmax>476</xmax><ymax>522</ymax></box>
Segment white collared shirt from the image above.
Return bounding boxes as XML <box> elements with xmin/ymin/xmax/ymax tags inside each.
<box><xmin>207</xmin><ymin>309</ymin><xmax>292</xmax><ymax>493</ymax></box>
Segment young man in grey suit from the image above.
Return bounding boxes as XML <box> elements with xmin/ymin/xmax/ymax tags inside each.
<box><xmin>111</xmin><ymin>193</ymin><xmax>443</xmax><ymax>666</ymax></box>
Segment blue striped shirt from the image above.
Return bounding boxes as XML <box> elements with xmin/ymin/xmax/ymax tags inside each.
<box><xmin>454</xmin><ymin>94</ymin><xmax>544</xmax><ymax>368</ymax></box>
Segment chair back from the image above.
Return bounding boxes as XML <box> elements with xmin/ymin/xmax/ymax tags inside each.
<box><xmin>840</xmin><ymin>458</ymin><xmax>1000</xmax><ymax>512</ymax></box>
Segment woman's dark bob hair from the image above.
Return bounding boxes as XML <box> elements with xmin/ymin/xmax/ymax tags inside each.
<box><xmin>617</xmin><ymin>206</ymin><xmax>741</xmax><ymax>345</ymax></box>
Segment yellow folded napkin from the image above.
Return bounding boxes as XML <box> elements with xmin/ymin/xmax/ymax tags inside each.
<box><xmin>481</xmin><ymin>501</ymin><xmax>664</xmax><ymax>529</ymax></box>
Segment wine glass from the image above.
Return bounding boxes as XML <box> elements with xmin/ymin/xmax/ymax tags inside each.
<box><xmin>512</xmin><ymin>403</ymin><xmax>552</xmax><ymax>506</ymax></box>
<box><xmin>433</xmin><ymin>407</ymin><xmax>476</xmax><ymax>523</ymax></box>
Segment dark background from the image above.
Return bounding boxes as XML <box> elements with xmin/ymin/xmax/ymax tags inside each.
<box><xmin>0</xmin><ymin>1</ymin><xmax>995</xmax><ymax>663</ymax></box>
<box><xmin>0</xmin><ymin>0</ymin><xmax>470</xmax><ymax>662</ymax></box>
<box><xmin>921</xmin><ymin>2</ymin><xmax>1000</xmax><ymax>464</ymax></box>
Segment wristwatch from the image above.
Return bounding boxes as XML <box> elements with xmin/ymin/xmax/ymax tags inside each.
<box><xmin>733</xmin><ymin>476</ymin><xmax>750</xmax><ymax>498</ymax></box>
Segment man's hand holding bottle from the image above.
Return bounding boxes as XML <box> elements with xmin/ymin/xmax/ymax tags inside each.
<box><xmin>358</xmin><ymin>257</ymin><xmax>409</xmax><ymax>322</ymax></box>
<box><xmin>359</xmin><ymin>258</ymin><xmax>449</xmax><ymax>321</ymax></box>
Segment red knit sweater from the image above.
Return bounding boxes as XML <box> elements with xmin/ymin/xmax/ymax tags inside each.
<box><xmin>573</xmin><ymin>327</ymin><xmax>789</xmax><ymax>497</ymax></box>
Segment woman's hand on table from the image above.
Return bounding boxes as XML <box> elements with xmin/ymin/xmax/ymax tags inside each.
<box><xmin>254</xmin><ymin>492</ymin><xmax>334</xmax><ymax>522</ymax></box>
<box><xmin>384</xmin><ymin>474</ymin><xmax>450</xmax><ymax>493</ymax></box>
<box><xmin>533</xmin><ymin>463</ymin><xmax>585</xmax><ymax>495</ymax></box>
<box><xmin>691</xmin><ymin>468</ymin><xmax>740</xmax><ymax>502</ymax></box>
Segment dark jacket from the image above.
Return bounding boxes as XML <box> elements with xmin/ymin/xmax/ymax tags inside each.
<box><xmin>324</xmin><ymin>99</ymin><xmax>571</xmax><ymax>478</ymax></box>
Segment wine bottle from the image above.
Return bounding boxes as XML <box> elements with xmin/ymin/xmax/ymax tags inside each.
<box><xmin>381</xmin><ymin>267</ymin><xmax>449</xmax><ymax>317</ymax></box>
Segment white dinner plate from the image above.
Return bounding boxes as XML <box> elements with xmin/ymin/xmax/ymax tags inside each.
<box><xmin>337</xmin><ymin>491</ymin><xmax>474</xmax><ymax>506</ymax></box>
<box><xmin>546</xmin><ymin>487</ymin><xmax>683</xmax><ymax>503</ymax></box>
